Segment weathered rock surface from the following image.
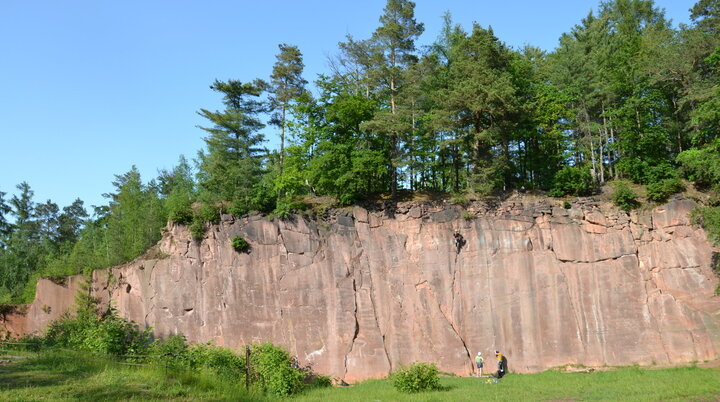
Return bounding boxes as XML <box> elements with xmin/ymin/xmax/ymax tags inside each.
<box><xmin>3</xmin><ymin>197</ymin><xmax>719</xmax><ymax>382</ymax></box>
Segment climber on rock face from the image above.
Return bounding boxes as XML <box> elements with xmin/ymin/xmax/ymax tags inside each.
<box><xmin>453</xmin><ymin>231</ymin><xmax>465</xmax><ymax>254</ymax></box>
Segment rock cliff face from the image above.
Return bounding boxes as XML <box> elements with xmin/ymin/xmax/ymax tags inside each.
<box><xmin>3</xmin><ymin>197</ymin><xmax>720</xmax><ymax>382</ymax></box>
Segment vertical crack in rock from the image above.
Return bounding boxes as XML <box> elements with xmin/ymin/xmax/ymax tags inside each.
<box><xmin>344</xmin><ymin>278</ymin><xmax>360</xmax><ymax>379</ymax></box>
<box><xmin>638</xmin><ymin>245</ymin><xmax>672</xmax><ymax>363</ymax></box>
<box><xmin>589</xmin><ymin>264</ymin><xmax>607</xmax><ymax>363</ymax></box>
<box><xmin>482</xmin><ymin>247</ymin><xmax>498</xmax><ymax>349</ymax></box>
<box><xmin>645</xmin><ymin>284</ymin><xmax>672</xmax><ymax>363</ymax></box>
<box><xmin>145</xmin><ymin>259</ymin><xmax>158</xmax><ymax>328</ymax></box>
<box><xmin>344</xmin><ymin>219</ymin><xmax>391</xmax><ymax>378</ymax></box>
<box><xmin>362</xmin><ymin>233</ymin><xmax>392</xmax><ymax>373</ymax></box>
<box><xmin>420</xmin><ymin>277</ymin><xmax>472</xmax><ymax>364</ymax></box>
<box><xmin>549</xmin><ymin>225</ymin><xmax>586</xmax><ymax>349</ymax></box>
<box><xmin>450</xmin><ymin>254</ymin><xmax>471</xmax><ymax>363</ymax></box>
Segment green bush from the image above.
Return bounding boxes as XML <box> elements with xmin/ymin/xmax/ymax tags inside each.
<box><xmin>677</xmin><ymin>141</ymin><xmax>720</xmax><ymax>190</ymax></box>
<box><xmin>149</xmin><ymin>336</ymin><xmax>247</xmax><ymax>379</ymax></box>
<box><xmin>692</xmin><ymin>206</ymin><xmax>720</xmax><ymax>246</ymax></box>
<box><xmin>646</xmin><ymin>178</ymin><xmax>685</xmax><ymax>203</ymax></box>
<box><xmin>450</xmin><ymin>192</ymin><xmax>469</xmax><ymax>206</ymax></box>
<box><xmin>44</xmin><ymin>304</ymin><xmax>151</xmax><ymax>357</ymax></box>
<box><xmin>273</xmin><ymin>197</ymin><xmax>305</xmax><ymax>219</ymax></box>
<box><xmin>250</xmin><ymin>343</ymin><xmax>304</xmax><ymax>397</ymax></box>
<box><xmin>169</xmin><ymin>206</ymin><xmax>194</xmax><ymax>225</ymax></box>
<box><xmin>188</xmin><ymin>342</ymin><xmax>246</xmax><ymax>379</ymax></box>
<box><xmin>189</xmin><ymin>219</ymin><xmax>205</xmax><ymax>240</ymax></box>
<box><xmin>198</xmin><ymin>202</ymin><xmax>222</xmax><ymax>224</ymax></box>
<box><xmin>307</xmin><ymin>373</ymin><xmax>332</xmax><ymax>388</ymax></box>
<box><xmin>390</xmin><ymin>362</ymin><xmax>442</xmax><ymax>393</ymax></box>
<box><xmin>231</xmin><ymin>236</ymin><xmax>250</xmax><ymax>253</ymax></box>
<box><xmin>549</xmin><ymin>165</ymin><xmax>595</xmax><ymax>197</ymax></box>
<box><xmin>612</xmin><ymin>181</ymin><xmax>639</xmax><ymax>211</ymax></box>
<box><xmin>149</xmin><ymin>334</ymin><xmax>191</xmax><ymax>368</ymax></box>
<box><xmin>229</xmin><ymin>198</ymin><xmax>250</xmax><ymax>217</ymax></box>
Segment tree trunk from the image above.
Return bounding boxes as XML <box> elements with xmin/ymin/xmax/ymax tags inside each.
<box><xmin>280</xmin><ymin>106</ymin><xmax>285</xmax><ymax>175</ymax></box>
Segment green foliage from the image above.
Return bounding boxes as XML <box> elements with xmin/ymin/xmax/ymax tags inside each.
<box><xmin>646</xmin><ymin>178</ymin><xmax>685</xmax><ymax>203</ymax></box>
<box><xmin>148</xmin><ymin>335</ymin><xmax>247</xmax><ymax>380</ymax></box>
<box><xmin>184</xmin><ymin>201</ymin><xmax>223</xmax><ymax>241</ymax></box>
<box><xmin>677</xmin><ymin>140</ymin><xmax>720</xmax><ymax>190</ymax></box>
<box><xmin>549</xmin><ymin>166</ymin><xmax>595</xmax><ymax>197</ymax></box>
<box><xmin>231</xmin><ymin>236</ymin><xmax>250</xmax><ymax>253</ymax></box>
<box><xmin>4</xmin><ymin>355</ymin><xmax>720</xmax><ymax>402</ymax></box>
<box><xmin>189</xmin><ymin>342</ymin><xmax>247</xmax><ymax>380</ymax></box>
<box><xmin>692</xmin><ymin>206</ymin><xmax>720</xmax><ymax>246</ymax></box>
<box><xmin>0</xmin><ymin>350</ymin><xmax>257</xmax><ymax>401</ymax></box>
<box><xmin>612</xmin><ymin>181</ymin><xmax>639</xmax><ymax>211</ymax></box>
<box><xmin>228</xmin><ymin>198</ymin><xmax>250</xmax><ymax>217</ymax></box>
<box><xmin>169</xmin><ymin>206</ymin><xmax>193</xmax><ymax>225</ymax></box>
<box><xmin>288</xmin><ymin>77</ymin><xmax>388</xmax><ymax>205</ymax></box>
<box><xmin>189</xmin><ymin>219</ymin><xmax>205</xmax><ymax>240</ymax></box>
<box><xmin>450</xmin><ymin>192</ymin><xmax>468</xmax><ymax>206</ymax></box>
<box><xmin>249</xmin><ymin>342</ymin><xmax>304</xmax><ymax>397</ymax></box>
<box><xmin>197</xmin><ymin>202</ymin><xmax>222</xmax><ymax>224</ymax></box>
<box><xmin>43</xmin><ymin>288</ymin><xmax>151</xmax><ymax>356</ymax></box>
<box><xmin>104</xmin><ymin>167</ymin><xmax>167</xmax><ymax>265</ymax></box>
<box><xmin>148</xmin><ymin>334</ymin><xmax>190</xmax><ymax>368</ymax></box>
<box><xmin>161</xmin><ymin>155</ymin><xmax>196</xmax><ymax>226</ymax></box>
<box><xmin>196</xmin><ymin>79</ymin><xmax>268</xmax><ymax>205</ymax></box>
<box><xmin>390</xmin><ymin>362</ymin><xmax>442</xmax><ymax>393</ymax></box>
<box><xmin>307</xmin><ymin>373</ymin><xmax>333</xmax><ymax>388</ymax></box>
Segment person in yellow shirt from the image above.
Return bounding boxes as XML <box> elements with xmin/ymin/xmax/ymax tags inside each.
<box><xmin>495</xmin><ymin>351</ymin><xmax>506</xmax><ymax>378</ymax></box>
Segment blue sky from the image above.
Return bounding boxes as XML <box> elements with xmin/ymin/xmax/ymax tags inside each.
<box><xmin>0</xmin><ymin>0</ymin><xmax>695</xmax><ymax>210</ymax></box>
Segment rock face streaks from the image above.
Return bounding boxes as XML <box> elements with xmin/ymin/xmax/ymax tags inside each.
<box><xmin>3</xmin><ymin>198</ymin><xmax>719</xmax><ymax>382</ymax></box>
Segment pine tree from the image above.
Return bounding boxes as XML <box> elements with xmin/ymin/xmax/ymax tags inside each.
<box><xmin>196</xmin><ymin>79</ymin><xmax>268</xmax><ymax>208</ymax></box>
<box><xmin>269</xmin><ymin>44</ymin><xmax>307</xmax><ymax>173</ymax></box>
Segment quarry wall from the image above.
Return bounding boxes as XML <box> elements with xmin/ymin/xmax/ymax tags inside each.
<box><xmin>3</xmin><ymin>196</ymin><xmax>719</xmax><ymax>382</ymax></box>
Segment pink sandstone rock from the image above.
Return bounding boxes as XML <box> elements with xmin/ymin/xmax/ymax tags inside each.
<box><xmin>2</xmin><ymin>198</ymin><xmax>719</xmax><ymax>382</ymax></box>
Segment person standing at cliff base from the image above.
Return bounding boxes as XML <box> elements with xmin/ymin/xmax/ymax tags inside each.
<box><xmin>494</xmin><ymin>351</ymin><xmax>506</xmax><ymax>379</ymax></box>
<box><xmin>475</xmin><ymin>352</ymin><xmax>484</xmax><ymax>377</ymax></box>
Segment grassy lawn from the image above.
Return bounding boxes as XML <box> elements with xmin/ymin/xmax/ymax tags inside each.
<box><xmin>1</xmin><ymin>349</ymin><xmax>719</xmax><ymax>401</ymax></box>
<box><xmin>0</xmin><ymin>350</ymin><xmax>267</xmax><ymax>401</ymax></box>
<box><xmin>297</xmin><ymin>366</ymin><xmax>720</xmax><ymax>401</ymax></box>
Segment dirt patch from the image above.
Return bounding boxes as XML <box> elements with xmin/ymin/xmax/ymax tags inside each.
<box><xmin>696</xmin><ymin>359</ymin><xmax>720</xmax><ymax>369</ymax></box>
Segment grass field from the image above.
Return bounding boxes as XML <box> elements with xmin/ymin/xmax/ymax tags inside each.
<box><xmin>1</xmin><ymin>350</ymin><xmax>719</xmax><ymax>401</ymax></box>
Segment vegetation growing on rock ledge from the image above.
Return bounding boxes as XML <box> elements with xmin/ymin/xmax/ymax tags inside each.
<box><xmin>231</xmin><ymin>236</ymin><xmax>250</xmax><ymax>253</ymax></box>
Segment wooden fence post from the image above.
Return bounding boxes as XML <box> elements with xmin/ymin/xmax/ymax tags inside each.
<box><xmin>245</xmin><ymin>345</ymin><xmax>250</xmax><ymax>389</ymax></box>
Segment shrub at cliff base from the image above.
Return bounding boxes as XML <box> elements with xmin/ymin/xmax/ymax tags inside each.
<box><xmin>149</xmin><ymin>335</ymin><xmax>246</xmax><ymax>379</ymax></box>
<box><xmin>149</xmin><ymin>338</ymin><xmax>328</xmax><ymax>395</ymax></box>
<box><xmin>43</xmin><ymin>292</ymin><xmax>151</xmax><ymax>356</ymax></box>
<box><xmin>390</xmin><ymin>362</ymin><xmax>442</xmax><ymax>393</ymax></box>
<box><xmin>250</xmin><ymin>342</ymin><xmax>305</xmax><ymax>397</ymax></box>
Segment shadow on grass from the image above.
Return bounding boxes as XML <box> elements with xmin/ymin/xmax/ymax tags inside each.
<box><xmin>0</xmin><ymin>353</ymin><xmax>103</xmax><ymax>390</ymax></box>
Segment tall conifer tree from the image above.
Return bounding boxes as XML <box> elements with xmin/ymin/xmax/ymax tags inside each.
<box><xmin>269</xmin><ymin>44</ymin><xmax>307</xmax><ymax>173</ymax></box>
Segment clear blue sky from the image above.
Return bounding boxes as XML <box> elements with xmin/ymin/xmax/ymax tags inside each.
<box><xmin>0</xmin><ymin>0</ymin><xmax>694</xmax><ymax>210</ymax></box>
